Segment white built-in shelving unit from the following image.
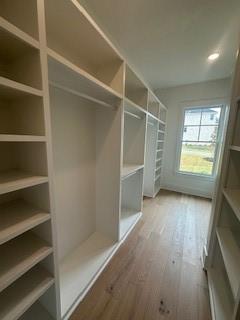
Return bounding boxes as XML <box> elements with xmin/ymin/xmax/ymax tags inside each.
<box><xmin>0</xmin><ymin>1</ymin><xmax>59</xmax><ymax>319</ymax></box>
<box><xmin>144</xmin><ymin>92</ymin><xmax>167</xmax><ymax>197</ymax></box>
<box><xmin>206</xmin><ymin>51</ymin><xmax>240</xmax><ymax>320</ymax></box>
<box><xmin>0</xmin><ymin>1</ymin><xmax>167</xmax><ymax>319</ymax></box>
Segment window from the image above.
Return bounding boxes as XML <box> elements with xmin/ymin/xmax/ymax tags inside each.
<box><xmin>178</xmin><ymin>106</ymin><xmax>222</xmax><ymax>176</ymax></box>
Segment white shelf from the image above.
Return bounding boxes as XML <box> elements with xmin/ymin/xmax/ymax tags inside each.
<box><xmin>216</xmin><ymin>227</ymin><xmax>240</xmax><ymax>299</ymax></box>
<box><xmin>0</xmin><ymin>232</ymin><xmax>52</xmax><ymax>292</ymax></box>
<box><xmin>148</xmin><ymin>112</ymin><xmax>165</xmax><ymax>124</ymax></box>
<box><xmin>0</xmin><ymin>199</ymin><xmax>50</xmax><ymax>245</ymax></box>
<box><xmin>158</xmin><ymin>130</ymin><xmax>165</xmax><ymax>133</ymax></box>
<box><xmin>124</xmin><ymin>97</ymin><xmax>147</xmax><ymax>117</ymax></box>
<box><xmin>229</xmin><ymin>145</ymin><xmax>240</xmax><ymax>152</ymax></box>
<box><xmin>222</xmin><ymin>189</ymin><xmax>240</xmax><ymax>222</ymax></box>
<box><xmin>0</xmin><ymin>170</ymin><xmax>48</xmax><ymax>195</ymax></box>
<box><xmin>60</xmin><ymin>232</ymin><xmax>117</xmax><ymax>317</ymax></box>
<box><xmin>0</xmin><ymin>17</ymin><xmax>39</xmax><ymax>50</ymax></box>
<box><xmin>120</xmin><ymin>210</ymin><xmax>142</xmax><ymax>239</ymax></box>
<box><xmin>121</xmin><ymin>164</ymin><xmax>144</xmax><ymax>180</ymax></box>
<box><xmin>155</xmin><ymin>174</ymin><xmax>161</xmax><ymax>181</ymax></box>
<box><xmin>0</xmin><ymin>135</ymin><xmax>46</xmax><ymax>142</ymax></box>
<box><xmin>0</xmin><ymin>76</ymin><xmax>43</xmax><ymax>98</ymax></box>
<box><xmin>208</xmin><ymin>268</ymin><xmax>233</xmax><ymax>320</ymax></box>
<box><xmin>48</xmin><ymin>49</ymin><xmax>122</xmax><ymax>106</ymax></box>
<box><xmin>0</xmin><ymin>266</ymin><xmax>54</xmax><ymax>320</ymax></box>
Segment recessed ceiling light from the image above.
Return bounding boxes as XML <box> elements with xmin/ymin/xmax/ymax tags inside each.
<box><xmin>208</xmin><ymin>53</ymin><xmax>220</xmax><ymax>61</ymax></box>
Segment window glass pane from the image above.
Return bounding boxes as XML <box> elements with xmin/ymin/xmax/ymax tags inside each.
<box><xmin>184</xmin><ymin>109</ymin><xmax>201</xmax><ymax>125</ymax></box>
<box><xmin>183</xmin><ymin>126</ymin><xmax>199</xmax><ymax>141</ymax></box>
<box><xmin>201</xmin><ymin>107</ymin><xmax>221</xmax><ymax>125</ymax></box>
<box><xmin>199</xmin><ymin>126</ymin><xmax>218</xmax><ymax>142</ymax></box>
<box><xmin>179</xmin><ymin>142</ymin><xmax>215</xmax><ymax>175</ymax></box>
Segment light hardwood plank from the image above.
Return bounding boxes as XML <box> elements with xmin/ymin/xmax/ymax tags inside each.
<box><xmin>71</xmin><ymin>191</ymin><xmax>211</xmax><ymax>320</ymax></box>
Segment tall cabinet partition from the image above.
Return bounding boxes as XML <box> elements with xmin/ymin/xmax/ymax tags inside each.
<box><xmin>205</xmin><ymin>51</ymin><xmax>240</xmax><ymax>320</ymax></box>
<box><xmin>0</xmin><ymin>1</ymin><xmax>59</xmax><ymax>319</ymax></box>
<box><xmin>0</xmin><ymin>1</ymin><xmax>167</xmax><ymax>319</ymax></box>
<box><xmin>144</xmin><ymin>92</ymin><xmax>167</xmax><ymax>197</ymax></box>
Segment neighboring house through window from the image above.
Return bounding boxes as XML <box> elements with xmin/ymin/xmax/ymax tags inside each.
<box><xmin>177</xmin><ymin>106</ymin><xmax>224</xmax><ymax>177</ymax></box>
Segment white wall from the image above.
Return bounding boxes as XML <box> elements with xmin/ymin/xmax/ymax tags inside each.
<box><xmin>156</xmin><ymin>78</ymin><xmax>231</xmax><ymax>198</ymax></box>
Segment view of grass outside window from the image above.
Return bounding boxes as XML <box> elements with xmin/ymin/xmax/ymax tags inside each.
<box><xmin>179</xmin><ymin>106</ymin><xmax>222</xmax><ymax>176</ymax></box>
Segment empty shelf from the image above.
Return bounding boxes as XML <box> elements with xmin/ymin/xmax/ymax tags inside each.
<box><xmin>0</xmin><ymin>232</ymin><xmax>53</xmax><ymax>292</ymax></box>
<box><xmin>0</xmin><ymin>170</ymin><xmax>48</xmax><ymax>195</ymax></box>
<box><xmin>124</xmin><ymin>98</ymin><xmax>147</xmax><ymax>117</ymax></box>
<box><xmin>217</xmin><ymin>227</ymin><xmax>240</xmax><ymax>298</ymax></box>
<box><xmin>120</xmin><ymin>210</ymin><xmax>142</xmax><ymax>239</ymax></box>
<box><xmin>0</xmin><ymin>77</ymin><xmax>42</xmax><ymax>98</ymax></box>
<box><xmin>0</xmin><ymin>265</ymin><xmax>54</xmax><ymax>320</ymax></box>
<box><xmin>122</xmin><ymin>164</ymin><xmax>144</xmax><ymax>179</ymax></box>
<box><xmin>222</xmin><ymin>189</ymin><xmax>240</xmax><ymax>222</ymax></box>
<box><xmin>18</xmin><ymin>302</ymin><xmax>54</xmax><ymax>320</ymax></box>
<box><xmin>48</xmin><ymin>49</ymin><xmax>122</xmax><ymax>106</ymax></box>
<box><xmin>60</xmin><ymin>232</ymin><xmax>117</xmax><ymax>317</ymax></box>
<box><xmin>0</xmin><ymin>135</ymin><xmax>46</xmax><ymax>142</ymax></box>
<box><xmin>0</xmin><ymin>199</ymin><xmax>50</xmax><ymax>245</ymax></box>
<box><xmin>155</xmin><ymin>174</ymin><xmax>161</xmax><ymax>181</ymax></box>
<box><xmin>208</xmin><ymin>268</ymin><xmax>233</xmax><ymax>320</ymax></box>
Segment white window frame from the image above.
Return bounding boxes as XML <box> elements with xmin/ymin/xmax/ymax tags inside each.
<box><xmin>175</xmin><ymin>101</ymin><xmax>226</xmax><ymax>180</ymax></box>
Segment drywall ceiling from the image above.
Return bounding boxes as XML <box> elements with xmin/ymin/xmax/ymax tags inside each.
<box><xmin>79</xmin><ymin>0</ymin><xmax>240</xmax><ymax>90</ymax></box>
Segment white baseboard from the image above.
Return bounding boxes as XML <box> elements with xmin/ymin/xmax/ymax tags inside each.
<box><xmin>161</xmin><ymin>183</ymin><xmax>212</xmax><ymax>199</ymax></box>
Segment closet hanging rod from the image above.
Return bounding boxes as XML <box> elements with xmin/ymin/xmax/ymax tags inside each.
<box><xmin>49</xmin><ymin>81</ymin><xmax>115</xmax><ymax>109</ymax></box>
<box><xmin>124</xmin><ymin>111</ymin><xmax>142</xmax><ymax>120</ymax></box>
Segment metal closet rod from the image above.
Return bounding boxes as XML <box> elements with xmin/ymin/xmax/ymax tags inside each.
<box><xmin>124</xmin><ymin>110</ymin><xmax>142</xmax><ymax>120</ymax></box>
<box><xmin>49</xmin><ymin>81</ymin><xmax>115</xmax><ymax>109</ymax></box>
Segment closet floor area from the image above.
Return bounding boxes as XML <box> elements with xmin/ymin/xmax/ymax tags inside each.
<box><xmin>70</xmin><ymin>191</ymin><xmax>212</xmax><ymax>320</ymax></box>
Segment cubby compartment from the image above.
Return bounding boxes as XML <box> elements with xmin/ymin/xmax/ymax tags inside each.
<box><xmin>0</xmin><ymin>184</ymin><xmax>51</xmax><ymax>245</ymax></box>
<box><xmin>0</xmin><ymin>142</ymin><xmax>48</xmax><ymax>195</ymax></box>
<box><xmin>0</xmin><ymin>26</ymin><xmax>42</xmax><ymax>89</ymax></box>
<box><xmin>158</xmin><ymin>130</ymin><xmax>165</xmax><ymax>141</ymax></box>
<box><xmin>121</xmin><ymin>169</ymin><xmax>143</xmax><ymax>239</ymax></box>
<box><xmin>125</xmin><ymin>65</ymin><xmax>148</xmax><ymax>109</ymax></box>
<box><xmin>122</xmin><ymin>100</ymin><xmax>146</xmax><ymax>178</ymax></box>
<box><xmin>218</xmin><ymin>194</ymin><xmax>240</xmax><ymax>299</ymax></box>
<box><xmin>148</xmin><ymin>92</ymin><xmax>160</xmax><ymax>118</ymax></box>
<box><xmin>45</xmin><ymin>0</ymin><xmax>124</xmax><ymax>98</ymax></box>
<box><xmin>19</xmin><ymin>301</ymin><xmax>54</xmax><ymax>320</ymax></box>
<box><xmin>225</xmin><ymin>150</ymin><xmax>240</xmax><ymax>190</ymax></box>
<box><xmin>0</xmin><ymin>0</ymin><xmax>39</xmax><ymax>40</ymax></box>
<box><xmin>0</xmin><ymin>92</ymin><xmax>45</xmax><ymax>137</ymax></box>
<box><xmin>208</xmin><ymin>239</ymin><xmax>234</xmax><ymax>320</ymax></box>
<box><xmin>159</xmin><ymin>105</ymin><xmax>167</xmax><ymax>123</ymax></box>
<box><xmin>49</xmin><ymin>86</ymin><xmax>121</xmax><ymax>317</ymax></box>
<box><xmin>0</xmin><ymin>264</ymin><xmax>54</xmax><ymax>320</ymax></box>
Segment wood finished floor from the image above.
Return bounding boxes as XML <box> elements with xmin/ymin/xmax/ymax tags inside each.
<box><xmin>71</xmin><ymin>190</ymin><xmax>212</xmax><ymax>320</ymax></box>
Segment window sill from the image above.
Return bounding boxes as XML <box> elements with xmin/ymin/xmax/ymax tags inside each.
<box><xmin>176</xmin><ymin>170</ymin><xmax>216</xmax><ymax>181</ymax></box>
